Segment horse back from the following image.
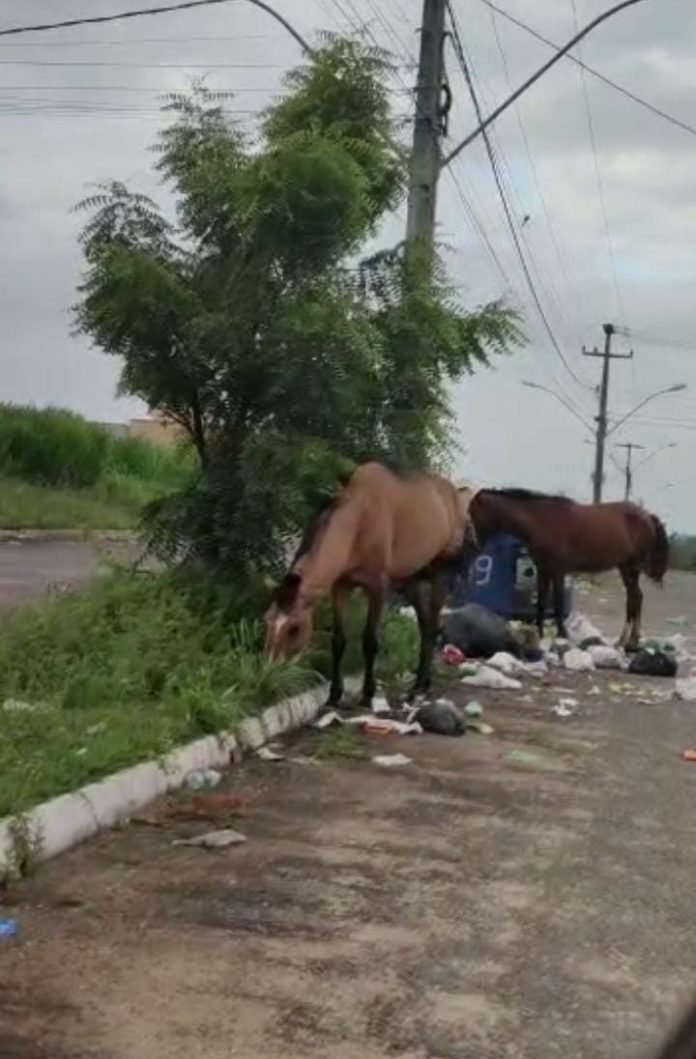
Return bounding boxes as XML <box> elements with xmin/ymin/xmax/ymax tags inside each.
<box><xmin>346</xmin><ymin>464</ymin><xmax>466</xmax><ymax>579</ymax></box>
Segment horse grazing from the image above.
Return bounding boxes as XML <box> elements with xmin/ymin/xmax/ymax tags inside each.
<box><xmin>467</xmin><ymin>489</ymin><xmax>669</xmax><ymax>649</ymax></box>
<box><xmin>264</xmin><ymin>462</ymin><xmax>472</xmax><ymax>706</ymax></box>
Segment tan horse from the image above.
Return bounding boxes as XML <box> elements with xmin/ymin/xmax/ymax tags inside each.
<box><xmin>265</xmin><ymin>462</ymin><xmax>473</xmax><ymax>706</ymax></box>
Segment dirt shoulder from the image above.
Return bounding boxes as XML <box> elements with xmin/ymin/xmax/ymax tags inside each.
<box><xmin>2</xmin><ymin>573</ymin><xmax>696</xmax><ymax>1059</ymax></box>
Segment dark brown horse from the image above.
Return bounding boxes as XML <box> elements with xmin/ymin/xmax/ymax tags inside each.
<box><xmin>265</xmin><ymin>462</ymin><xmax>473</xmax><ymax>706</ymax></box>
<box><xmin>467</xmin><ymin>489</ymin><xmax>669</xmax><ymax>649</ymax></box>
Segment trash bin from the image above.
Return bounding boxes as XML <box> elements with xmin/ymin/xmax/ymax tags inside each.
<box><xmin>450</xmin><ymin>533</ymin><xmax>572</xmax><ymax>620</ymax></box>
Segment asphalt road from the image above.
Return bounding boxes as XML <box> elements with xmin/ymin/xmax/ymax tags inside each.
<box><xmin>1</xmin><ymin>574</ymin><xmax>696</xmax><ymax>1059</ymax></box>
<box><xmin>0</xmin><ymin>538</ymin><xmax>143</xmax><ymax>611</ymax></box>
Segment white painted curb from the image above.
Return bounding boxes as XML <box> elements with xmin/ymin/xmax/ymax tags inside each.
<box><xmin>0</xmin><ymin>678</ymin><xmax>359</xmax><ymax>880</ymax></box>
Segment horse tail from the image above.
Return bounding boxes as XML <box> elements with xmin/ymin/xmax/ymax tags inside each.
<box><xmin>645</xmin><ymin>514</ymin><xmax>669</xmax><ymax>584</ymax></box>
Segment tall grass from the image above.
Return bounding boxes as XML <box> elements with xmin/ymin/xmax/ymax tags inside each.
<box><xmin>0</xmin><ymin>405</ymin><xmax>194</xmax><ymax>528</ymax></box>
<box><xmin>0</xmin><ymin>570</ymin><xmax>320</xmax><ymax>817</ymax></box>
<box><xmin>0</xmin><ymin>405</ymin><xmax>108</xmax><ymax>487</ymax></box>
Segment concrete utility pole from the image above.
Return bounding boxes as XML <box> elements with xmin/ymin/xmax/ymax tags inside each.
<box><xmin>406</xmin><ymin>0</ymin><xmax>447</xmax><ymax>245</ymax></box>
<box><xmin>617</xmin><ymin>442</ymin><xmax>644</xmax><ymax>501</ymax></box>
<box><xmin>583</xmin><ymin>323</ymin><xmax>633</xmax><ymax>503</ymax></box>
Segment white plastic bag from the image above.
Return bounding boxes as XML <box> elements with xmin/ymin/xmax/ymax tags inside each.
<box><xmin>462</xmin><ymin>666</ymin><xmax>522</xmax><ymax>690</ymax></box>
<box><xmin>587</xmin><ymin>644</ymin><xmax>625</xmax><ymax>670</ymax></box>
<box><xmin>563</xmin><ymin>647</ymin><xmax>595</xmax><ymax>672</ymax></box>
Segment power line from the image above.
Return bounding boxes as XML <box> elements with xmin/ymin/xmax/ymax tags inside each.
<box><xmin>476</xmin><ymin>0</ymin><xmax>696</xmax><ymax>142</ymax></box>
<box><xmin>0</xmin><ymin>0</ymin><xmax>313</xmax><ymax>56</ymax></box>
<box><xmin>443</xmin><ymin>0</ymin><xmax>648</xmax><ymax>168</ymax></box>
<box><xmin>446</xmin><ymin>162</ymin><xmax>516</xmax><ymax>291</ymax></box>
<box><xmin>0</xmin><ymin>33</ymin><xmax>287</xmax><ymax>48</ymax></box>
<box><xmin>0</xmin><ymin>58</ymin><xmax>291</xmax><ymax>68</ymax></box>
<box><xmin>569</xmin><ymin>0</ymin><xmax>624</xmax><ymax>322</ymax></box>
<box><xmin>486</xmin><ymin>6</ymin><xmax>581</xmax><ymax>342</ymax></box>
<box><xmin>446</xmin><ymin>0</ymin><xmax>589</xmax><ymax>393</ymax></box>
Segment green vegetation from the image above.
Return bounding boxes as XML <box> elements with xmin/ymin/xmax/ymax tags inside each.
<box><xmin>75</xmin><ymin>37</ymin><xmax>520</xmax><ymax>569</ymax></box>
<box><xmin>670</xmin><ymin>535</ymin><xmax>696</xmax><ymax>571</ymax></box>
<box><xmin>0</xmin><ymin>571</ymin><xmax>318</xmax><ymax>817</ymax></box>
<box><xmin>0</xmin><ymin>570</ymin><xmax>417</xmax><ymax>817</ymax></box>
<box><xmin>0</xmin><ymin>404</ymin><xmax>193</xmax><ymax>528</ymax></box>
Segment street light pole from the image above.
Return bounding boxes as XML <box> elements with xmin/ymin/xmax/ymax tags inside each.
<box><xmin>617</xmin><ymin>442</ymin><xmax>644</xmax><ymax>501</ymax></box>
<box><xmin>582</xmin><ymin>324</ymin><xmax>633</xmax><ymax>503</ymax></box>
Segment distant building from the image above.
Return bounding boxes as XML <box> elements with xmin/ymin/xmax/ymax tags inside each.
<box><xmin>128</xmin><ymin>414</ymin><xmax>184</xmax><ymax>449</ymax></box>
<box><xmin>94</xmin><ymin>413</ymin><xmax>184</xmax><ymax>448</ymax></box>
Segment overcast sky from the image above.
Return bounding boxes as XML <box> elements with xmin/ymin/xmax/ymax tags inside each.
<box><xmin>1</xmin><ymin>0</ymin><xmax>695</xmax><ymax>528</ymax></box>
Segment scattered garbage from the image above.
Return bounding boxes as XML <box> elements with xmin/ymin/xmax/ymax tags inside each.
<box><xmin>505</xmin><ymin>749</ymin><xmax>554</xmax><ymax>770</ymax></box>
<box><xmin>416</xmin><ymin>699</ymin><xmax>465</xmax><ymax>736</ymax></box>
<box><xmin>486</xmin><ymin>651</ymin><xmax>527</xmax><ymax>676</ymax></box>
<box><xmin>314</xmin><ymin>710</ymin><xmax>343</xmax><ymax>729</ymax></box>
<box><xmin>587</xmin><ymin>644</ymin><xmax>625</xmax><ymax>670</ymax></box>
<box><xmin>257</xmin><ymin>745</ymin><xmax>285</xmax><ymax>762</ymax></box>
<box><xmin>628</xmin><ymin>648</ymin><xmax>677</xmax><ymax>678</ymax></box>
<box><xmin>462</xmin><ymin>666</ymin><xmax>522</xmax><ymax>690</ymax></box>
<box><xmin>675</xmin><ymin>677</ymin><xmax>696</xmax><ymax>702</ymax></box>
<box><xmin>566</xmin><ymin>611</ymin><xmax>605</xmax><ymax>648</ymax></box>
<box><xmin>0</xmin><ymin>919</ymin><xmax>18</xmax><ymax>940</ymax></box>
<box><xmin>135</xmin><ymin>791</ymin><xmax>250</xmax><ymax>826</ymax></box>
<box><xmin>682</xmin><ymin>749</ymin><xmax>696</xmax><ymax>762</ymax></box>
<box><xmin>552</xmin><ymin>697</ymin><xmax>578</xmax><ymax>718</ymax></box>
<box><xmin>525</xmin><ymin>659</ymin><xmax>549</xmax><ymax>677</ymax></box>
<box><xmin>563</xmin><ymin>647</ymin><xmax>595</xmax><ymax>672</ymax></box>
<box><xmin>373</xmin><ymin>753</ymin><xmax>412</xmax><ymax>768</ymax></box>
<box><xmin>464</xmin><ymin>700</ymin><xmax>483</xmax><ymax>718</ymax></box>
<box><xmin>443</xmin><ymin>603</ymin><xmax>521</xmax><ymax>659</ymax></box>
<box><xmin>174</xmin><ymin>829</ymin><xmax>247</xmax><ymax>849</ymax></box>
<box><xmin>357</xmin><ymin>716</ymin><xmax>422</xmax><ymax>736</ymax></box>
<box><xmin>371</xmin><ymin>695</ymin><xmax>391</xmax><ymax>716</ymax></box>
<box><xmin>184</xmin><ymin>768</ymin><xmax>222</xmax><ymax>790</ymax></box>
<box><xmin>468</xmin><ymin>720</ymin><xmax>494</xmax><ymax>735</ymax></box>
<box><xmin>441</xmin><ymin>643</ymin><xmax>466</xmax><ymax>666</ymax></box>
<box><xmin>668</xmin><ymin>616</ymin><xmax>689</xmax><ymax>627</ymax></box>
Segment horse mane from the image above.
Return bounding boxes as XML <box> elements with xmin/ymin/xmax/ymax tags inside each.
<box><xmin>482</xmin><ymin>487</ymin><xmax>574</xmax><ymax>505</ymax></box>
<box><xmin>274</xmin><ymin>496</ymin><xmax>341</xmax><ymax>609</ymax></box>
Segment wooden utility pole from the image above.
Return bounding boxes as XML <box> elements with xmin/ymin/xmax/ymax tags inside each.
<box><xmin>583</xmin><ymin>323</ymin><xmax>633</xmax><ymax>503</ymax></box>
<box><xmin>406</xmin><ymin>0</ymin><xmax>447</xmax><ymax>246</ymax></box>
<box><xmin>617</xmin><ymin>442</ymin><xmax>644</xmax><ymax>501</ymax></box>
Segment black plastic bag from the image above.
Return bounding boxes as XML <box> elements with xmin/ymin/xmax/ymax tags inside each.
<box><xmin>628</xmin><ymin>649</ymin><xmax>677</xmax><ymax>678</ymax></box>
<box><xmin>443</xmin><ymin>603</ymin><xmax>520</xmax><ymax>659</ymax></box>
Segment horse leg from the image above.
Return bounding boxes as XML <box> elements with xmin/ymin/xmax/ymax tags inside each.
<box><xmin>405</xmin><ymin>580</ymin><xmax>430</xmax><ymax>698</ymax></box>
<box><xmin>552</xmin><ymin>574</ymin><xmax>568</xmax><ymax>639</ymax></box>
<box><xmin>536</xmin><ymin>567</ymin><xmax>550</xmax><ymax>638</ymax></box>
<box><xmin>360</xmin><ymin>584</ymin><xmax>385</xmax><ymax>707</ymax></box>
<box><xmin>421</xmin><ymin>572</ymin><xmax>447</xmax><ymax>694</ymax></box>
<box><xmin>619</xmin><ymin>563</ymin><xmax>642</xmax><ymax>651</ymax></box>
<box><xmin>327</xmin><ymin>582</ymin><xmax>350</xmax><ymax>707</ymax></box>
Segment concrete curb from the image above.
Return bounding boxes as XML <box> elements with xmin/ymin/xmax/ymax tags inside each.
<box><xmin>0</xmin><ymin>530</ymin><xmax>136</xmax><ymax>544</ymax></box>
<box><xmin>0</xmin><ymin>678</ymin><xmax>358</xmax><ymax>881</ymax></box>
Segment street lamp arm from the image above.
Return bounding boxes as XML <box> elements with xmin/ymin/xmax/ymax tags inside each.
<box><xmin>607</xmin><ymin>385</ymin><xmax>686</xmax><ymax>438</ymax></box>
<box><xmin>442</xmin><ymin>0</ymin><xmax>647</xmax><ymax>169</ymax></box>
<box><xmin>521</xmin><ymin>382</ymin><xmax>594</xmax><ymax>433</ymax></box>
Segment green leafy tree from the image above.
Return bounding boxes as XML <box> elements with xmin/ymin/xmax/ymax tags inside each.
<box><xmin>75</xmin><ymin>36</ymin><xmax>521</xmax><ymax>572</ymax></box>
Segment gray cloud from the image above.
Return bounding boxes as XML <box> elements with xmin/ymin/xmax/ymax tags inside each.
<box><xmin>0</xmin><ymin>0</ymin><xmax>695</xmax><ymax>528</ymax></box>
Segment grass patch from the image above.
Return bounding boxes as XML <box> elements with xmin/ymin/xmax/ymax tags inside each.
<box><xmin>306</xmin><ymin>726</ymin><xmax>368</xmax><ymax>761</ymax></box>
<box><xmin>0</xmin><ymin>476</ymin><xmax>143</xmax><ymax>529</ymax></box>
<box><xmin>0</xmin><ymin>569</ymin><xmax>425</xmax><ymax>817</ymax></box>
<box><xmin>0</xmin><ymin>570</ymin><xmax>319</xmax><ymax>817</ymax></box>
<box><xmin>0</xmin><ymin>404</ymin><xmax>195</xmax><ymax>529</ymax></box>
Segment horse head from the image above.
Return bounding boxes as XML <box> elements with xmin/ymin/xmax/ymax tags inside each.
<box><xmin>264</xmin><ymin>572</ymin><xmax>314</xmax><ymax>659</ymax></box>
